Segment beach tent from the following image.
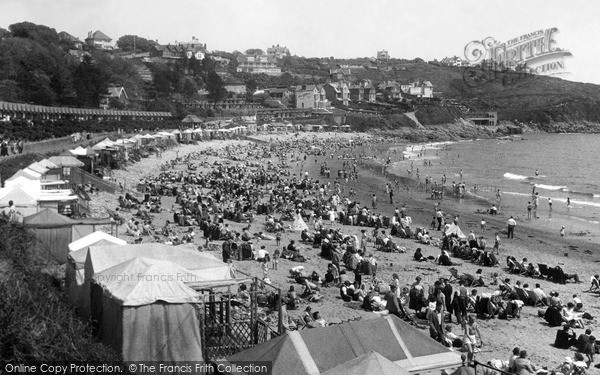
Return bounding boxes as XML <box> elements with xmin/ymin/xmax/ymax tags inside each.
<box><xmin>181</xmin><ymin>114</ymin><xmax>203</xmax><ymax>123</ymax></box>
<box><xmin>443</xmin><ymin>223</ymin><xmax>466</xmax><ymax>240</ymax></box>
<box><xmin>0</xmin><ymin>186</ymin><xmax>40</xmax><ymax>216</ymax></box>
<box><xmin>4</xmin><ymin>175</ymin><xmax>42</xmax><ymax>190</ymax></box>
<box><xmin>24</xmin><ymin>209</ymin><xmax>112</xmax><ymax>264</ymax></box>
<box><xmin>81</xmin><ymin>244</ymin><xmax>236</xmax><ymax>319</ymax></box>
<box><xmin>226</xmin><ymin>315</ymin><xmax>462</xmax><ymax>374</ymax></box>
<box><xmin>48</xmin><ymin>156</ymin><xmax>85</xmax><ymax>168</ymax></box>
<box><xmin>323</xmin><ymin>351</ymin><xmax>410</xmax><ymax>375</ymax></box>
<box><xmin>5</xmin><ymin>169</ymin><xmax>40</xmax><ymax>182</ymax></box>
<box><xmin>65</xmin><ymin>231</ymin><xmax>127</xmax><ymax>314</ymax></box>
<box><xmin>91</xmin><ymin>257</ymin><xmax>203</xmax><ymax>362</ymax></box>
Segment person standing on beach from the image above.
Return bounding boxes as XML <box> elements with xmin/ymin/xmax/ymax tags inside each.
<box><xmin>548</xmin><ymin>198</ymin><xmax>553</xmax><ymax>210</ymax></box>
<box><xmin>526</xmin><ymin>202</ymin><xmax>533</xmax><ymax>219</ymax></box>
<box><xmin>507</xmin><ymin>217</ymin><xmax>516</xmax><ymax>239</ymax></box>
<box><xmin>493</xmin><ymin>233</ymin><xmax>501</xmax><ymax>255</ymax></box>
<box><xmin>567</xmin><ymin>197</ymin><xmax>571</xmax><ymax>208</ymax></box>
<box><xmin>372</xmin><ymin>194</ymin><xmax>377</xmax><ymax>209</ymax></box>
<box><xmin>560</xmin><ymin>226</ymin><xmax>565</xmax><ymax>238</ymax></box>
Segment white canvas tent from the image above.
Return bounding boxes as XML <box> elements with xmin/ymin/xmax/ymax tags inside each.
<box><xmin>65</xmin><ymin>231</ymin><xmax>127</xmax><ymax>314</ymax></box>
<box><xmin>91</xmin><ymin>257</ymin><xmax>203</xmax><ymax>362</ymax></box>
<box><xmin>81</xmin><ymin>243</ymin><xmax>235</xmax><ymax>319</ymax></box>
<box><xmin>443</xmin><ymin>223</ymin><xmax>466</xmax><ymax>239</ymax></box>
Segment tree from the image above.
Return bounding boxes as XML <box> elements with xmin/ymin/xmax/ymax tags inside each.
<box><xmin>9</xmin><ymin>22</ymin><xmax>59</xmax><ymax>45</ymax></box>
<box><xmin>73</xmin><ymin>55</ymin><xmax>108</xmax><ymax>107</ymax></box>
<box><xmin>245</xmin><ymin>48</ymin><xmax>264</xmax><ymax>55</ymax></box>
<box><xmin>116</xmin><ymin>35</ymin><xmax>156</xmax><ymax>52</ymax></box>
<box><xmin>205</xmin><ymin>70</ymin><xmax>226</xmax><ymax>105</ymax></box>
<box><xmin>182</xmin><ymin>78</ymin><xmax>198</xmax><ymax>99</ymax></box>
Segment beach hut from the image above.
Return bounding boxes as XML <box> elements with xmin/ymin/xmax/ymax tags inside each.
<box><xmin>171</xmin><ymin>129</ymin><xmax>182</xmax><ymax>142</ymax></box>
<box><xmin>65</xmin><ymin>231</ymin><xmax>127</xmax><ymax>314</ymax></box>
<box><xmin>181</xmin><ymin>129</ymin><xmax>193</xmax><ymax>143</ymax></box>
<box><xmin>226</xmin><ymin>315</ymin><xmax>462</xmax><ymax>375</ymax></box>
<box><xmin>24</xmin><ymin>209</ymin><xmax>112</xmax><ymax>264</ymax></box>
<box><xmin>91</xmin><ymin>257</ymin><xmax>203</xmax><ymax>362</ymax></box>
<box><xmin>5</xmin><ymin>169</ymin><xmax>40</xmax><ymax>182</ymax></box>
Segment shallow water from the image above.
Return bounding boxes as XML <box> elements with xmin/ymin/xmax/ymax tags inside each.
<box><xmin>387</xmin><ymin>133</ymin><xmax>600</xmax><ymax>239</ymax></box>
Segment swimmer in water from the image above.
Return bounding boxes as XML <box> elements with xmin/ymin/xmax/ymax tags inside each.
<box><xmin>567</xmin><ymin>197</ymin><xmax>571</xmax><ymax>207</ymax></box>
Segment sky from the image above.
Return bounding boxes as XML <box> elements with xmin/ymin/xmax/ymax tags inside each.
<box><xmin>2</xmin><ymin>0</ymin><xmax>599</xmax><ymax>84</ymax></box>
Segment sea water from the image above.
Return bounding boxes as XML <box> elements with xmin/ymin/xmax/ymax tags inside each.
<box><xmin>388</xmin><ymin>133</ymin><xmax>600</xmax><ymax>235</ymax></box>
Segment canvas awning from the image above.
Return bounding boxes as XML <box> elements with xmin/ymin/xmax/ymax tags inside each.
<box><xmin>48</xmin><ymin>156</ymin><xmax>85</xmax><ymax>168</ymax></box>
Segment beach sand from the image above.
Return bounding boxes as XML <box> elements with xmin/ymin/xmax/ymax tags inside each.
<box><xmin>93</xmin><ymin>132</ymin><xmax>600</xmax><ymax>369</ymax></box>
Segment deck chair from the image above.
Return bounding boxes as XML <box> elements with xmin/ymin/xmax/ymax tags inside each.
<box><xmin>514</xmin><ymin>287</ymin><xmax>532</xmax><ymax>305</ymax></box>
<box><xmin>527</xmin><ymin>289</ymin><xmax>546</xmax><ymax>307</ymax></box>
<box><xmin>589</xmin><ymin>276</ymin><xmax>600</xmax><ymax>292</ymax></box>
<box><xmin>512</xmin><ymin>261</ymin><xmax>527</xmax><ymax>276</ymax></box>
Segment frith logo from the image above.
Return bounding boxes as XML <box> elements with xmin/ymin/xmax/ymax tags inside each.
<box><xmin>464</xmin><ymin>27</ymin><xmax>572</xmax><ymax>76</ymax></box>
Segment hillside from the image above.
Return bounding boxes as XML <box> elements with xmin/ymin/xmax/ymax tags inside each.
<box><xmin>349</xmin><ymin>62</ymin><xmax>600</xmax><ymax>126</ymax></box>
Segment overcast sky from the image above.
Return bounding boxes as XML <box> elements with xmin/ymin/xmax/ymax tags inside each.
<box><xmin>2</xmin><ymin>0</ymin><xmax>599</xmax><ymax>84</ymax></box>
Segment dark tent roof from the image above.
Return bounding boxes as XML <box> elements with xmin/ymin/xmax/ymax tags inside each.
<box><xmin>323</xmin><ymin>351</ymin><xmax>410</xmax><ymax>375</ymax></box>
<box><xmin>24</xmin><ymin>208</ymin><xmax>111</xmax><ymax>228</ymax></box>
<box><xmin>182</xmin><ymin>114</ymin><xmax>203</xmax><ymax>123</ymax></box>
<box><xmin>227</xmin><ymin>315</ymin><xmax>461</xmax><ymax>374</ymax></box>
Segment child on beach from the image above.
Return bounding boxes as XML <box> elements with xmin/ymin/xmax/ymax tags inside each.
<box><xmin>276</xmin><ymin>231</ymin><xmax>282</xmax><ymax>246</ymax></box>
<box><xmin>272</xmin><ymin>249</ymin><xmax>280</xmax><ymax>270</ymax></box>
<box><xmin>493</xmin><ymin>233</ymin><xmax>501</xmax><ymax>255</ymax></box>
<box><xmin>480</xmin><ymin>218</ymin><xmax>486</xmax><ymax>232</ymax></box>
<box><xmin>560</xmin><ymin>226</ymin><xmax>565</xmax><ymax>238</ymax></box>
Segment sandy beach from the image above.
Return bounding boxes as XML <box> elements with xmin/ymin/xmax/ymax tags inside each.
<box><xmin>92</xmin><ymin>132</ymin><xmax>600</xmax><ymax>370</ymax></box>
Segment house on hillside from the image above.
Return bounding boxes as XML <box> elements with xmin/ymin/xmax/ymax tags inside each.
<box><xmin>224</xmin><ymin>84</ymin><xmax>247</xmax><ymax>96</ymax></box>
<box><xmin>349</xmin><ymin>82</ymin><xmax>376</xmax><ymax>103</ymax></box>
<box><xmin>266</xmin><ymin>44</ymin><xmax>290</xmax><ymax>60</ymax></box>
<box><xmin>440</xmin><ymin>56</ymin><xmax>468</xmax><ymax>67</ymax></box>
<box><xmin>150</xmin><ymin>39</ymin><xmax>207</xmax><ymax>62</ymax></box>
<box><xmin>323</xmin><ymin>82</ymin><xmax>350</xmax><ymax>107</ymax></box>
<box><xmin>377</xmin><ymin>50</ymin><xmax>390</xmax><ymax>61</ymax></box>
<box><xmin>329</xmin><ymin>67</ymin><xmax>352</xmax><ymax>82</ymax></box>
<box><xmin>236</xmin><ymin>54</ymin><xmax>282</xmax><ymax>76</ymax></box>
<box><xmin>265</xmin><ymin>88</ymin><xmax>292</xmax><ymax>107</ymax></box>
<box><xmin>85</xmin><ymin>30</ymin><xmax>113</xmax><ymax>50</ymax></box>
<box><xmin>210</xmin><ymin>52</ymin><xmax>232</xmax><ymax>66</ymax></box>
<box><xmin>293</xmin><ymin>85</ymin><xmax>329</xmax><ymax>109</ymax></box>
<box><xmin>378</xmin><ymin>81</ymin><xmax>403</xmax><ymax>100</ymax></box>
<box><xmin>59</xmin><ymin>31</ymin><xmax>83</xmax><ymax>49</ymax></box>
<box><xmin>400</xmin><ymin>81</ymin><xmax>434</xmax><ymax>98</ymax></box>
<box><xmin>100</xmin><ymin>86</ymin><xmax>128</xmax><ymax>109</ymax></box>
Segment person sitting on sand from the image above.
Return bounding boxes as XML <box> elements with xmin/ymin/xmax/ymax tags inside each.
<box><xmin>555</xmin><ymin>323</ymin><xmax>578</xmax><ymax>349</ymax></box>
<box><xmin>511</xmin><ymin>350</ymin><xmax>537</xmax><ymax>375</ymax></box>
<box><xmin>438</xmin><ymin>249</ymin><xmax>458</xmax><ymax>266</ymax></box>
<box><xmin>340</xmin><ymin>280</ymin><xmax>353</xmax><ymax>302</ymax></box>
<box><xmin>561</xmin><ymin>302</ymin><xmax>585</xmax><ymax>328</ymax></box>
<box><xmin>572</xmin><ymin>294</ymin><xmax>583</xmax><ymax>312</ymax></box>
<box><xmin>589</xmin><ymin>275</ymin><xmax>600</xmax><ymax>292</ymax></box>
<box><xmin>414</xmin><ymin>247</ymin><xmax>427</xmax><ymax>262</ymax></box>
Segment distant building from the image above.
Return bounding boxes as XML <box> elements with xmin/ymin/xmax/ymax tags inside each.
<box><xmin>100</xmin><ymin>86</ymin><xmax>128</xmax><ymax>109</ymax></box>
<box><xmin>400</xmin><ymin>81</ymin><xmax>434</xmax><ymax>98</ymax></box>
<box><xmin>224</xmin><ymin>84</ymin><xmax>247</xmax><ymax>96</ymax></box>
<box><xmin>58</xmin><ymin>31</ymin><xmax>83</xmax><ymax>49</ymax></box>
<box><xmin>150</xmin><ymin>38</ymin><xmax>207</xmax><ymax>62</ymax></box>
<box><xmin>378</xmin><ymin>81</ymin><xmax>403</xmax><ymax>100</ymax></box>
<box><xmin>349</xmin><ymin>82</ymin><xmax>376</xmax><ymax>103</ymax></box>
<box><xmin>210</xmin><ymin>51</ymin><xmax>233</xmax><ymax>65</ymax></box>
<box><xmin>265</xmin><ymin>87</ymin><xmax>293</xmax><ymax>107</ymax></box>
<box><xmin>236</xmin><ymin>54</ymin><xmax>282</xmax><ymax>76</ymax></box>
<box><xmin>377</xmin><ymin>50</ymin><xmax>390</xmax><ymax>61</ymax></box>
<box><xmin>323</xmin><ymin>82</ymin><xmax>350</xmax><ymax>107</ymax></box>
<box><xmin>293</xmin><ymin>85</ymin><xmax>329</xmax><ymax>109</ymax></box>
<box><xmin>329</xmin><ymin>67</ymin><xmax>353</xmax><ymax>82</ymax></box>
<box><xmin>85</xmin><ymin>30</ymin><xmax>113</xmax><ymax>50</ymax></box>
<box><xmin>266</xmin><ymin>44</ymin><xmax>290</xmax><ymax>60</ymax></box>
<box><xmin>440</xmin><ymin>56</ymin><xmax>468</xmax><ymax>67</ymax></box>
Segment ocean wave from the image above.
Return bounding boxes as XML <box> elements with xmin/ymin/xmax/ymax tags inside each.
<box><xmin>502</xmin><ymin>191</ymin><xmax>531</xmax><ymax>197</ymax></box>
<box><xmin>534</xmin><ymin>184</ymin><xmax>568</xmax><ymax>191</ymax></box>
<box><xmin>594</xmin><ymin>194</ymin><xmax>600</xmax><ymax>199</ymax></box>
<box><xmin>552</xmin><ymin>197</ymin><xmax>600</xmax><ymax>209</ymax></box>
<box><xmin>504</xmin><ymin>173</ymin><xmax>528</xmax><ymax>180</ymax></box>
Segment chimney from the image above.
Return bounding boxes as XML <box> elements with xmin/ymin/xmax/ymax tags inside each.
<box><xmin>88</xmin><ymin>31</ymin><xmax>92</xmax><ymax>39</ymax></box>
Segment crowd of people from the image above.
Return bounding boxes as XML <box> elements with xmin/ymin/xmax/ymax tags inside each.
<box><xmin>106</xmin><ymin>133</ymin><xmax>597</xmax><ymax>373</ymax></box>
